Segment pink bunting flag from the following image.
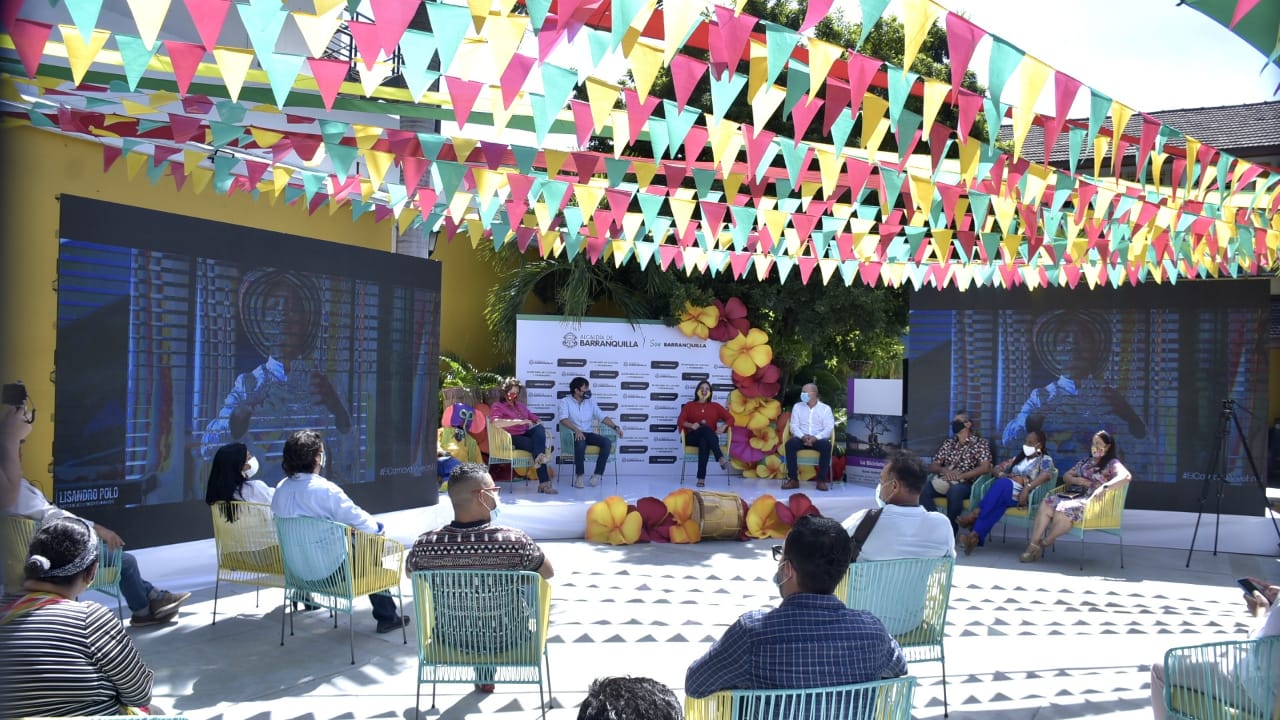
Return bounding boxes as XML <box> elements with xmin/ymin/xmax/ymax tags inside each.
<box><xmin>799</xmin><ymin>0</ymin><xmax>835</xmax><ymax>33</ymax></box>
<box><xmin>729</xmin><ymin>251</ymin><xmax>752</xmax><ymax>279</ymax></box>
<box><xmin>701</xmin><ymin>200</ymin><xmax>728</xmax><ymax>239</ymax></box>
<box><xmin>1230</xmin><ymin>0</ymin><xmax>1261</xmax><ymax>27</ymax></box>
<box><xmin>586</xmin><ymin>232</ymin><xmax>609</xmax><ymax>264</ymax></box>
<box><xmin>572</xmin><ymin>151</ymin><xmax>600</xmax><ymax>183</ymax></box>
<box><xmin>844</xmin><ymin>157</ymin><xmax>872</xmax><ymax>200</ymax></box>
<box><xmin>755</xmin><ymin>224</ymin><xmax>774</xmax><ymax>255</ymax></box>
<box><xmin>623</xmin><ymin>88</ymin><xmax>661</xmax><ymax>147</ymax></box>
<box><xmin>708</xmin><ymin>5</ymin><xmax>756</xmax><ymax>81</ymax></box>
<box><xmin>1169</xmin><ymin>157</ymin><xmax>1186</xmax><ymax>201</ymax></box>
<box><xmin>796</xmin><ymin>256</ymin><xmax>818</xmax><ymax>284</ymax></box>
<box><xmin>791</xmin><ymin>213</ymin><xmax>819</xmax><ymax>245</ymax></box>
<box><xmin>670</xmin><ymin>54</ymin><xmax>708</xmax><ymax>112</ymax></box>
<box><xmin>184</xmin><ymin>0</ymin><xmax>231</xmax><ymax>50</ymax></box>
<box><xmin>743</xmin><ymin>124</ymin><xmax>776</xmax><ymax>178</ymax></box>
<box><xmin>243</xmin><ymin>159</ymin><xmax>269</xmax><ymax>187</ymax></box>
<box><xmin>331</xmin><ymin>175</ymin><xmax>361</xmax><ymax>203</ymax></box>
<box><xmin>182</xmin><ymin>95</ymin><xmax>214</xmax><ymax>114</ymax></box>
<box><xmin>538</xmin><ymin>13</ymin><xmax>566</xmax><ymax>61</ymax></box>
<box><xmin>307</xmin><ymin>57</ymin><xmax>349</xmax><ymax>111</ymax></box>
<box><xmin>288</xmin><ymin>132</ymin><xmax>324</xmax><ymax>162</ymax></box>
<box><xmin>954</xmin><ymin>89</ymin><xmax>983</xmax><ymax>142</ymax></box>
<box><xmin>10</xmin><ymin>19</ymin><xmax>53</xmax><ymax>79</ymax></box>
<box><xmin>514</xmin><ymin>225</ymin><xmax>536</xmax><ymax>252</ymax></box>
<box><xmin>103</xmin><ymin>144</ymin><xmax>122</xmax><ymax>173</ymax></box>
<box><xmin>164</xmin><ymin>41</ymin><xmax>207</xmax><ymax>97</ymax></box>
<box><xmin>481</xmin><ymin>141</ymin><xmax>507</xmax><ymax>170</ymax></box>
<box><xmin>928</xmin><ymin>122</ymin><xmax>952</xmax><ymax>170</ymax></box>
<box><xmin>569</xmin><ymin>99</ymin><xmax>594</xmax><ymax>148</ymax></box>
<box><xmin>446</xmin><ymin>76</ymin><xmax>484</xmax><ymax>130</ymax></box>
<box><xmin>347</xmin><ymin>21</ymin><xmax>384</xmax><ymax>69</ymax></box>
<box><xmin>846</xmin><ymin>52</ymin><xmax>881</xmax><ymax>117</ymax></box>
<box><xmin>658</xmin><ymin>245</ymin><xmax>680</xmax><ymax>270</ymax></box>
<box><xmin>604</xmin><ymin>188</ymin><xmax>633</xmax><ymax>228</ymax></box>
<box><xmin>370</xmin><ymin>0</ymin><xmax>417</xmax><ymax>55</ymax></box>
<box><xmin>858</xmin><ymin>261</ymin><xmax>881</xmax><ymax>286</ymax></box>
<box><xmin>2</xmin><ymin>0</ymin><xmax>23</xmax><ymax>34</ymax></box>
<box><xmin>682</xmin><ymin>125</ymin><xmax>708</xmax><ymax>160</ymax></box>
<box><xmin>168</xmin><ymin>113</ymin><xmax>204</xmax><ymax>143</ymax></box>
<box><xmin>504</xmin><ymin>174</ymin><xmax>532</xmax><ymax>224</ymax></box>
<box><xmin>1043</xmin><ymin>72</ymin><xmax>1081</xmax><ymax>164</ymax></box>
<box><xmin>170</xmin><ymin>163</ymin><xmax>188</xmax><ymax>192</ymax></box>
<box><xmin>944</xmin><ymin>13</ymin><xmax>985</xmax><ymax>100</ymax></box>
<box><xmin>1134</xmin><ymin>113</ymin><xmax>1160</xmax><ymax>180</ymax></box>
<box><xmin>790</xmin><ymin>95</ymin><xmax>823</xmax><ymax>145</ymax></box>
<box><xmin>400</xmin><ymin>154</ymin><xmax>429</xmax><ymax>191</ymax></box>
<box><xmin>152</xmin><ymin>145</ymin><xmax>182</xmax><ymax>166</ymax></box>
<box><xmin>822</xmin><ymin>78</ymin><xmax>850</xmax><ymax>134</ymax></box>
<box><xmin>664</xmin><ymin>161</ymin><xmax>688</xmax><ymax>190</ymax></box>
<box><xmin>500</xmin><ymin>54</ymin><xmax>535</xmax><ymax>108</ymax></box>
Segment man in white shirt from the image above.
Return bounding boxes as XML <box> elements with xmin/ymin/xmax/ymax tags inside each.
<box><xmin>783</xmin><ymin>383</ymin><xmax>836</xmax><ymax>491</ymax></box>
<box><xmin>841</xmin><ymin>450</ymin><xmax>956</xmax><ymax>561</ymax></box>
<box><xmin>557</xmin><ymin>377</ymin><xmax>623</xmax><ymax>489</ymax></box>
<box><xmin>271</xmin><ymin>429</ymin><xmax>409</xmax><ymax>634</ymax></box>
<box><xmin>1</xmin><ymin>387</ymin><xmax>190</xmax><ymax>625</ymax></box>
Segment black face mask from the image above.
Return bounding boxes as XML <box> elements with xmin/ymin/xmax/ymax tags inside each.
<box><xmin>951</xmin><ymin>420</ymin><xmax>966</xmax><ymax>434</ymax></box>
<box><xmin>582</xmin><ymin>390</ymin><xmax>592</xmax><ymax>399</ymax></box>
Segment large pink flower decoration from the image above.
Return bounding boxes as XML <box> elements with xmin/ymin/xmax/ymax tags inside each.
<box><xmin>730</xmin><ymin>424</ymin><xmax>768</xmax><ymax>464</ymax></box>
<box><xmin>636</xmin><ymin>496</ymin><xmax>675</xmax><ymax>543</ymax></box>
<box><xmin>677</xmin><ymin>302</ymin><xmax>720</xmax><ymax>339</ymax></box>
<box><xmin>734</xmin><ymin>363</ymin><xmax>781</xmax><ymax>399</ymax></box>
<box><xmin>719</xmin><ymin>328</ymin><xmax>773</xmax><ymax>377</ymax></box>
<box><xmin>708</xmin><ymin>297</ymin><xmax>751</xmax><ymax>342</ymax></box>
<box><xmin>748</xmin><ymin>426</ymin><xmax>781</xmax><ymax>455</ymax></box>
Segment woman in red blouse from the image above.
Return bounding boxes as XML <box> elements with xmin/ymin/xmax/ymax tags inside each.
<box><xmin>489</xmin><ymin>378</ymin><xmax>556</xmax><ymax>494</ymax></box>
<box><xmin>677</xmin><ymin>381</ymin><xmax>733</xmax><ymax>487</ymax></box>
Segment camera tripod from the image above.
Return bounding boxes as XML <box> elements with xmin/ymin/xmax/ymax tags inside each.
<box><xmin>1184</xmin><ymin>399</ymin><xmax>1280</xmax><ymax>567</ymax></box>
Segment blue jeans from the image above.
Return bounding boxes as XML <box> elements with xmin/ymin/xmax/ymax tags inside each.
<box><xmin>971</xmin><ymin>478</ymin><xmax>1017</xmax><ymax>545</ymax></box>
<box><xmin>510</xmin><ymin>424</ymin><xmax>551</xmax><ymax>484</ymax></box>
<box><xmin>573</xmin><ymin>432</ymin><xmax>611</xmax><ymax>476</ymax></box>
<box><xmin>921</xmin><ymin>477</ymin><xmax>972</xmax><ymax>531</ymax></box>
<box><xmin>119</xmin><ymin>551</ymin><xmax>154</xmax><ymax>613</ymax></box>
<box><xmin>784</xmin><ymin>437</ymin><xmax>831</xmax><ymax>482</ymax></box>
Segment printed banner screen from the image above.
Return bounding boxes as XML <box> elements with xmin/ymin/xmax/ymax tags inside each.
<box><xmin>50</xmin><ymin>197</ymin><xmax>442</xmax><ymax>547</ymax></box>
<box><xmin>907</xmin><ymin>281</ymin><xmax>1270</xmax><ymax>514</ymax></box>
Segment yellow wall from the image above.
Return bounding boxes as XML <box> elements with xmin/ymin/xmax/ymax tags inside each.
<box><xmin>0</xmin><ymin>126</ymin><xmax>497</xmax><ymax>492</ymax></box>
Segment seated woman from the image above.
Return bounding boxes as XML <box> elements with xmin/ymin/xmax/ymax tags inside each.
<box><xmin>676</xmin><ymin>380</ymin><xmax>732</xmax><ymax>488</ymax></box>
<box><xmin>205</xmin><ymin>442</ymin><xmax>273</xmax><ymax>520</ymax></box>
<box><xmin>1020</xmin><ymin>429</ymin><xmax>1130</xmax><ymax>563</ymax></box>
<box><xmin>0</xmin><ymin>517</ymin><xmax>155</xmax><ymax>718</ymax></box>
<box><xmin>956</xmin><ymin>429</ymin><xmax>1055</xmax><ymax>555</ymax></box>
<box><xmin>489</xmin><ymin>377</ymin><xmax>556</xmax><ymax>494</ymax></box>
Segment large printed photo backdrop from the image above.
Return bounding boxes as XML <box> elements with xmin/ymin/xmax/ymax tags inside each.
<box><xmin>51</xmin><ymin>197</ymin><xmax>442</xmax><ymax>547</ymax></box>
<box><xmin>908</xmin><ymin>281</ymin><xmax>1270</xmax><ymax>514</ymax></box>
<box><xmin>515</xmin><ymin>316</ymin><xmax>733</xmax><ymax>474</ymax></box>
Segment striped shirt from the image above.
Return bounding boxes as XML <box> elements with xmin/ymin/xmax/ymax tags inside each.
<box><xmin>405</xmin><ymin>520</ymin><xmax>545</xmax><ymax>574</ymax></box>
<box><xmin>0</xmin><ymin>595</ymin><xmax>154</xmax><ymax>716</ymax></box>
<box><xmin>685</xmin><ymin>593</ymin><xmax>907</xmax><ymax>699</ymax></box>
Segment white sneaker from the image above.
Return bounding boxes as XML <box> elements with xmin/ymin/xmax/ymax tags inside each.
<box><xmin>589</xmin><ymin>474</ymin><xmax>602</xmax><ymax>487</ymax></box>
<box><xmin>572</xmin><ymin>475</ymin><xmax>585</xmax><ymax>489</ymax></box>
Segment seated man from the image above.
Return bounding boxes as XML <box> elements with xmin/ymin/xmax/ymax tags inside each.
<box><xmin>783</xmin><ymin>383</ymin><xmax>835</xmax><ymax>492</ymax></box>
<box><xmin>1</xmin><ymin>388</ymin><xmax>189</xmax><ymax>625</ymax></box>
<box><xmin>842</xmin><ymin>450</ymin><xmax>955</xmax><ymax>562</ymax></box>
<box><xmin>578</xmin><ymin>676</ymin><xmax>682</xmax><ymax>720</ymax></box>
<box><xmin>271</xmin><ymin>429</ymin><xmax>409</xmax><ymax>634</ymax></box>
<box><xmin>685</xmin><ymin>515</ymin><xmax>907</xmax><ymax>698</ymax></box>
<box><xmin>558</xmin><ymin>377</ymin><xmax>623</xmax><ymax>489</ymax></box>
<box><xmin>921</xmin><ymin>410</ymin><xmax>992</xmax><ymax>532</ymax></box>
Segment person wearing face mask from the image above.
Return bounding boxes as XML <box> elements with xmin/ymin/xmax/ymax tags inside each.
<box><xmin>1020</xmin><ymin>429</ymin><xmax>1131</xmax><ymax>563</ymax></box>
<box><xmin>558</xmin><ymin>376</ymin><xmax>623</xmax><ymax>489</ymax></box>
<box><xmin>405</xmin><ymin>462</ymin><xmax>554</xmax><ymax>692</ymax></box>
<box><xmin>921</xmin><ymin>411</ymin><xmax>993</xmax><ymax>532</ymax></box>
<box><xmin>840</xmin><ymin>450</ymin><xmax>955</xmax><ymax>562</ymax></box>
<box><xmin>205</xmin><ymin>442</ymin><xmax>273</xmax><ymax>514</ymax></box>
<box><xmin>685</xmin><ymin>515</ymin><xmax>906</xmax><ymax>699</ymax></box>
<box><xmin>271</xmin><ymin>429</ymin><xmax>409</xmax><ymax>633</ymax></box>
<box><xmin>490</xmin><ymin>378</ymin><xmax>556</xmax><ymax>494</ymax></box>
<box><xmin>782</xmin><ymin>383</ymin><xmax>836</xmax><ymax>491</ymax></box>
<box><xmin>677</xmin><ymin>381</ymin><xmax>733</xmax><ymax>488</ymax></box>
<box><xmin>956</xmin><ymin>430</ymin><xmax>1056</xmax><ymax>555</ymax></box>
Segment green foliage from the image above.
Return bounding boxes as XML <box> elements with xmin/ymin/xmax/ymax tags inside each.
<box><xmin>438</xmin><ymin>352</ymin><xmax>505</xmax><ymax>407</ymax></box>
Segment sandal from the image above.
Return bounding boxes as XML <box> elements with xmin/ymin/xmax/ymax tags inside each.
<box><xmin>1019</xmin><ymin>540</ymin><xmax>1044</xmax><ymax>563</ymax></box>
<box><xmin>956</xmin><ymin>510</ymin><xmax>979</xmax><ymax>528</ymax></box>
<box><xmin>537</xmin><ymin>482</ymin><xmax>558</xmax><ymax>494</ymax></box>
<box><xmin>958</xmin><ymin>531</ymin><xmax>979</xmax><ymax>556</ymax></box>
<box><xmin>718</xmin><ymin>457</ymin><xmax>730</xmax><ymax>470</ymax></box>
<box><xmin>696</xmin><ymin>479</ymin><xmax>706</xmax><ymax>488</ymax></box>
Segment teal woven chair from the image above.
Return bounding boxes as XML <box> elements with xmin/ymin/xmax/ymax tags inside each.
<box><xmin>1162</xmin><ymin>636</ymin><xmax>1280</xmax><ymax>720</ymax></box>
<box><xmin>556</xmin><ymin>423</ymin><xmax>620</xmax><ymax>486</ymax></box>
<box><xmin>838</xmin><ymin>556</ymin><xmax>954</xmax><ymax>717</ymax></box>
<box><xmin>684</xmin><ymin>676</ymin><xmax>916</xmax><ymax>720</ymax></box>
<box><xmin>680</xmin><ymin>426</ymin><xmax>733</xmax><ymax>486</ymax></box>
<box><xmin>409</xmin><ymin>570</ymin><xmax>553</xmax><ymax>720</ymax></box>
<box><xmin>3</xmin><ymin>514</ymin><xmax>124</xmax><ymax>619</ymax></box>
<box><xmin>274</xmin><ymin>516</ymin><xmax>407</xmax><ymax>664</ymax></box>
<box><xmin>969</xmin><ymin>467</ymin><xmax>1059</xmax><ymax>544</ymax></box>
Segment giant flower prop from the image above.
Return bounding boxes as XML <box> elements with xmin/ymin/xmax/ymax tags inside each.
<box><xmin>585</xmin><ymin>496</ymin><xmax>642</xmax><ymax>545</ymax></box>
<box><xmin>743</xmin><ymin>454</ymin><xmax>786</xmax><ymax>479</ymax></box>
<box><xmin>745</xmin><ymin>493</ymin><xmax>821</xmax><ymax>539</ymax></box>
<box><xmin>719</xmin><ymin>328</ymin><xmax>773</xmax><ymax>377</ymax></box>
<box><xmin>734</xmin><ymin>363</ymin><xmax>781</xmax><ymax>399</ymax></box>
<box><xmin>747</xmin><ymin>426</ymin><xmax>781</xmax><ymax>455</ymax></box>
<box><xmin>677</xmin><ymin>302</ymin><xmax>720</xmax><ymax>339</ymax></box>
<box><xmin>636</xmin><ymin>496</ymin><xmax>675</xmax><ymax>543</ymax></box>
<box><xmin>664</xmin><ymin>488</ymin><xmax>702</xmax><ymax>544</ymax></box>
<box><xmin>729</xmin><ymin>391</ymin><xmax>782</xmax><ymax>431</ymax></box>
<box><xmin>708</xmin><ymin>297</ymin><xmax>751</xmax><ymax>342</ymax></box>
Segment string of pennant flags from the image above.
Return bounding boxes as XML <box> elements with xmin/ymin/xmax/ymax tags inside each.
<box><xmin>1</xmin><ymin>0</ymin><xmax>1277</xmax><ymax>289</ymax></box>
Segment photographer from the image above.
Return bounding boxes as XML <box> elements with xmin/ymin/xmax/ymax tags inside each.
<box><xmin>2</xmin><ymin>382</ymin><xmax>190</xmax><ymax>625</ymax></box>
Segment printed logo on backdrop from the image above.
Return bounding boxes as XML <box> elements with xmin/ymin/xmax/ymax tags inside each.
<box><xmin>682</xmin><ymin>372</ymin><xmax>710</xmax><ymax>382</ymax></box>
<box><xmin>622</xmin><ymin>381</ymin><xmax>649</xmax><ymax>390</ymax></box>
<box><xmin>566</xmin><ymin>331</ymin><xmax>642</xmax><ymax>348</ymax></box>
<box><xmin>562</xmin><ymin>333</ymin><xmax>578</xmax><ymax>348</ymax></box>
<box><xmin>650</xmin><ymin>392</ymin><xmax>679</xmax><ymax>402</ymax></box>
<box><xmin>526</xmin><ymin>380</ymin><xmax>556</xmax><ymax>389</ymax></box>
<box><xmin>651</xmin><ymin>361</ymin><xmax>679</xmax><ymax>369</ymax></box>
<box><xmin>557</xmin><ymin>359</ymin><xmax>587</xmax><ymax>367</ymax></box>
<box><xmin>649</xmin><ymin>423</ymin><xmax>677</xmax><ymax>433</ymax></box>
<box><xmin>621</xmin><ymin>414</ymin><xmax>649</xmax><ymax>422</ymax></box>
<box><xmin>648</xmin><ymin>456</ymin><xmax>679</xmax><ymax>465</ymax></box>
<box><xmin>590</xmin><ymin>370</ymin><xmax>619</xmax><ymax>379</ymax></box>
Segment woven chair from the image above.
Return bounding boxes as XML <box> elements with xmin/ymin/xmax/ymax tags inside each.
<box><xmin>684</xmin><ymin>676</ymin><xmax>916</xmax><ymax>720</ymax></box>
<box><xmin>968</xmin><ymin>467</ymin><xmax>1059</xmax><ymax>543</ymax></box>
<box><xmin>680</xmin><ymin>426</ymin><xmax>733</xmax><ymax>486</ymax></box>
<box><xmin>274</xmin><ymin>516</ymin><xmax>407</xmax><ymax>664</ymax></box>
<box><xmin>2</xmin><ymin>513</ymin><xmax>124</xmax><ymax>619</ymax></box>
<box><xmin>837</xmin><ymin>556</ymin><xmax>955</xmax><ymax>717</ymax></box>
<box><xmin>556</xmin><ymin>423</ymin><xmax>619</xmax><ymax>486</ymax></box>
<box><xmin>1162</xmin><ymin>636</ymin><xmax>1280</xmax><ymax>720</ymax></box>
<box><xmin>209</xmin><ymin>501</ymin><xmax>285</xmax><ymax>625</ymax></box>
<box><xmin>409</xmin><ymin>570</ymin><xmax>553</xmax><ymax>720</ymax></box>
<box><xmin>488</xmin><ymin>422</ymin><xmax>547</xmax><ymax>486</ymax></box>
<box><xmin>779</xmin><ymin>425</ymin><xmax>834</xmax><ymax>484</ymax></box>
<box><xmin>1051</xmin><ymin>479</ymin><xmax>1131</xmax><ymax>570</ymax></box>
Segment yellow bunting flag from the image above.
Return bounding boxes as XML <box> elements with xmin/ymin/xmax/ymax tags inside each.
<box><xmin>60</xmin><ymin>25</ymin><xmax>113</xmax><ymax>86</ymax></box>
<box><xmin>920</xmin><ymin>78</ymin><xmax>949</xmax><ymax>140</ymax></box>
<box><xmin>213</xmin><ymin>48</ymin><xmax>255</xmax><ymax>103</ymax></box>
<box><xmin>1011</xmin><ymin>56</ymin><xmax>1052</xmax><ymax>160</ymax></box>
<box><xmin>467</xmin><ymin>0</ymin><xmax>491</xmax><ymax>32</ymax></box>
<box><xmin>357</xmin><ymin>62</ymin><xmax>395</xmax><ymax>97</ymax></box>
<box><xmin>663</xmin><ymin>0</ymin><xmax>705</xmax><ymax>64</ymax></box>
<box><xmin>125</xmin><ymin>0</ymin><xmax>170</xmax><ymax>51</ymax></box>
<box><xmin>815</xmin><ymin>147</ymin><xmax>841</xmax><ymax>199</ymax></box>
<box><xmin>453</xmin><ymin>136</ymin><xmax>480</xmax><ymax>164</ymax></box>
<box><xmin>182</xmin><ymin>149</ymin><xmax>203</xmax><ymax>175</ymax></box>
<box><xmin>545</xmin><ymin>149</ymin><xmax>568</xmax><ymax>177</ymax></box>
<box><xmin>491</xmin><ymin>91</ymin><xmax>516</xmax><ymax>132</ymax></box>
<box><xmin>610</xmin><ymin>109</ymin><xmax>630</xmax><ymax>155</ymax></box>
<box><xmin>485</xmin><ymin>15</ymin><xmax>527</xmax><ymax>78</ymax></box>
<box><xmin>628</xmin><ymin>39</ymin><xmax>663</xmax><ymax>102</ymax></box>
<box><xmin>900</xmin><ymin>0</ymin><xmax>943</xmax><ymax>71</ymax></box>
<box><xmin>633</xmin><ymin>160</ymin><xmax>658</xmax><ymax>189</ymax></box>
<box><xmin>190</xmin><ymin>165</ymin><xmax>213</xmax><ymax>194</ymax></box>
<box><xmin>574</xmin><ymin>183</ymin><xmax>606</xmax><ymax>220</ymax></box>
<box><xmin>474</xmin><ymin>169</ymin><xmax>505</xmax><ymax>206</ymax></box>
<box><xmin>448</xmin><ymin>190</ymin><xmax>473</xmax><ymax>223</ymax></box>
<box><xmin>752</xmin><ymin>84</ymin><xmax>786</xmax><ymax>131</ymax></box>
<box><xmin>1092</xmin><ymin>135</ymin><xmax>1109</xmax><ymax>178</ymax></box>
<box><xmin>363</xmin><ymin>149</ymin><xmax>395</xmax><ymax>189</ymax></box>
<box><xmin>585</xmin><ymin>77</ymin><xmax>621</xmax><ymax>132</ymax></box>
<box><xmin>909</xmin><ymin>174</ymin><xmax>935</xmax><ymax>217</ymax></box>
<box><xmin>748</xmin><ymin>39</ymin><xmax>769</xmax><ymax>102</ymax></box>
<box><xmin>350</xmin><ymin>123</ymin><xmax>382</xmax><ymax>150</ymax></box>
<box><xmin>126</xmin><ymin>151</ymin><xmax>148</xmax><ymax>180</ymax></box>
<box><xmin>292</xmin><ymin>7</ymin><xmax>346</xmax><ymax>58</ymax></box>
<box><xmin>860</xmin><ymin>93</ymin><xmax>889</xmax><ymax>146</ymax></box>
<box><xmin>272</xmin><ymin>165</ymin><xmax>293</xmax><ymax>196</ymax></box>
<box><xmin>807</xmin><ymin>38</ymin><xmax>843</xmax><ymax>98</ymax></box>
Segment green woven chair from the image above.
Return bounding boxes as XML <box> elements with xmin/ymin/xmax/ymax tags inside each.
<box><xmin>1162</xmin><ymin>636</ymin><xmax>1280</xmax><ymax>720</ymax></box>
<box><xmin>680</xmin><ymin>426</ymin><xmax>733</xmax><ymax>486</ymax></box>
<box><xmin>409</xmin><ymin>570</ymin><xmax>553</xmax><ymax>720</ymax></box>
<box><xmin>837</xmin><ymin>556</ymin><xmax>955</xmax><ymax>717</ymax></box>
<box><xmin>209</xmin><ymin>501</ymin><xmax>285</xmax><ymax>625</ymax></box>
<box><xmin>684</xmin><ymin>676</ymin><xmax>916</xmax><ymax>720</ymax></box>
<box><xmin>3</xmin><ymin>513</ymin><xmax>124</xmax><ymax>619</ymax></box>
<box><xmin>968</xmin><ymin>467</ymin><xmax>1059</xmax><ymax>544</ymax></box>
<box><xmin>274</xmin><ymin>516</ymin><xmax>407</xmax><ymax>664</ymax></box>
<box><xmin>556</xmin><ymin>423</ymin><xmax>620</xmax><ymax>486</ymax></box>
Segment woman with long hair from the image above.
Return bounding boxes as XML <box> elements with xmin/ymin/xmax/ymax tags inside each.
<box><xmin>676</xmin><ymin>380</ymin><xmax>732</xmax><ymax>488</ymax></box>
<box><xmin>1020</xmin><ymin>429</ymin><xmax>1131</xmax><ymax>562</ymax></box>
<box><xmin>489</xmin><ymin>378</ymin><xmax>557</xmax><ymax>494</ymax></box>
<box><xmin>956</xmin><ymin>429</ymin><xmax>1055</xmax><ymax>555</ymax></box>
<box><xmin>205</xmin><ymin>442</ymin><xmax>272</xmax><ymax>522</ymax></box>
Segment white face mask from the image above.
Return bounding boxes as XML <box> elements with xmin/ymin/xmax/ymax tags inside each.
<box><xmin>1022</xmin><ymin>445</ymin><xmax>1037</xmax><ymax>457</ymax></box>
<box><xmin>875</xmin><ymin>479</ymin><xmax>889</xmax><ymax>508</ymax></box>
<box><xmin>800</xmin><ymin>392</ymin><xmax>810</xmax><ymax>404</ymax></box>
<box><xmin>243</xmin><ymin>456</ymin><xmax>259</xmax><ymax>479</ymax></box>
<box><xmin>485</xmin><ymin>490</ymin><xmax>502</xmax><ymax>519</ymax></box>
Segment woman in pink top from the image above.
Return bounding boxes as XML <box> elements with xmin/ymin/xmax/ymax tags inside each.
<box><xmin>489</xmin><ymin>378</ymin><xmax>556</xmax><ymax>494</ymax></box>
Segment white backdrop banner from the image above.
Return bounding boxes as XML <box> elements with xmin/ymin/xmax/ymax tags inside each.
<box><xmin>516</xmin><ymin>315</ymin><xmax>734</xmax><ymax>476</ymax></box>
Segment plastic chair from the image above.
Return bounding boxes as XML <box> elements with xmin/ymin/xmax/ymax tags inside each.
<box><xmin>274</xmin><ymin>516</ymin><xmax>408</xmax><ymax>664</ymax></box>
<box><xmin>684</xmin><ymin>676</ymin><xmax>916</xmax><ymax>720</ymax></box>
<box><xmin>556</xmin><ymin>423</ymin><xmax>619</xmax><ymax>485</ymax></box>
<box><xmin>488</xmin><ymin>422</ymin><xmax>547</xmax><ymax>486</ymax></box>
<box><xmin>968</xmin><ymin>468</ymin><xmax>1059</xmax><ymax>543</ymax></box>
<box><xmin>780</xmin><ymin>425</ymin><xmax>834</xmax><ymax>483</ymax></box>
<box><xmin>209</xmin><ymin>501</ymin><xmax>285</xmax><ymax>625</ymax></box>
<box><xmin>680</xmin><ymin>426</ymin><xmax>733</xmax><ymax>486</ymax></box>
<box><xmin>409</xmin><ymin>570</ymin><xmax>553</xmax><ymax>720</ymax></box>
<box><xmin>1162</xmin><ymin>636</ymin><xmax>1280</xmax><ymax>720</ymax></box>
<box><xmin>838</xmin><ymin>556</ymin><xmax>954</xmax><ymax>717</ymax></box>
<box><xmin>3</xmin><ymin>513</ymin><xmax>124</xmax><ymax>619</ymax></box>
<box><xmin>1056</xmin><ymin>478</ymin><xmax>1131</xmax><ymax>570</ymax></box>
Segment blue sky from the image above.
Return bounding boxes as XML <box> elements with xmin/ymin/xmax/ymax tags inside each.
<box><xmin>834</xmin><ymin>0</ymin><xmax>1280</xmax><ymax>116</ymax></box>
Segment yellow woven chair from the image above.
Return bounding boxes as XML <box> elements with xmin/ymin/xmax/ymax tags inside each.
<box><xmin>779</xmin><ymin>425</ymin><xmax>832</xmax><ymax>483</ymax></box>
<box><xmin>275</xmin><ymin>516</ymin><xmax>408</xmax><ymax>664</ymax></box>
<box><xmin>684</xmin><ymin>676</ymin><xmax>916</xmax><ymax>720</ymax></box>
<box><xmin>1054</xmin><ymin>479</ymin><xmax>1131</xmax><ymax>570</ymax></box>
<box><xmin>3</xmin><ymin>513</ymin><xmax>123</xmax><ymax>618</ymax></box>
<box><xmin>410</xmin><ymin>570</ymin><xmax>553</xmax><ymax>720</ymax></box>
<box><xmin>680</xmin><ymin>426</ymin><xmax>733</xmax><ymax>486</ymax></box>
<box><xmin>209</xmin><ymin>501</ymin><xmax>285</xmax><ymax>625</ymax></box>
<box><xmin>968</xmin><ymin>468</ymin><xmax>1059</xmax><ymax>543</ymax></box>
<box><xmin>488</xmin><ymin>422</ymin><xmax>544</xmax><ymax>486</ymax></box>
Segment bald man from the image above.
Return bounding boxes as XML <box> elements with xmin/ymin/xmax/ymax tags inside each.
<box><xmin>783</xmin><ymin>383</ymin><xmax>836</xmax><ymax>492</ymax></box>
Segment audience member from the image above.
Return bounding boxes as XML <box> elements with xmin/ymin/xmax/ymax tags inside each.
<box><xmin>578</xmin><ymin>676</ymin><xmax>683</xmax><ymax>720</ymax></box>
<box><xmin>558</xmin><ymin>377</ymin><xmax>623</xmax><ymax>489</ymax></box>
<box><xmin>0</xmin><ymin>388</ymin><xmax>189</xmax><ymax>624</ymax></box>
<box><xmin>677</xmin><ymin>380</ymin><xmax>732</xmax><ymax>488</ymax></box>
<box><xmin>921</xmin><ymin>410</ymin><xmax>993</xmax><ymax>531</ymax></box>
<box><xmin>1021</xmin><ymin>429</ymin><xmax>1130</xmax><ymax>563</ymax></box>
<box><xmin>205</xmin><ymin>442</ymin><xmax>274</xmax><ymax>519</ymax></box>
<box><xmin>685</xmin><ymin>516</ymin><xmax>906</xmax><ymax>698</ymax></box>
<box><xmin>841</xmin><ymin>450</ymin><xmax>955</xmax><ymax>562</ymax></box>
<box><xmin>271</xmin><ymin>429</ymin><xmax>409</xmax><ymax>633</ymax></box>
<box><xmin>1150</xmin><ymin>577</ymin><xmax>1279</xmax><ymax>719</ymax></box>
<box><xmin>491</xmin><ymin>377</ymin><xmax>557</xmax><ymax>494</ymax></box>
<box><xmin>783</xmin><ymin>383</ymin><xmax>835</xmax><ymax>491</ymax></box>
<box><xmin>0</xmin><ymin>517</ymin><xmax>155</xmax><ymax>718</ymax></box>
<box><xmin>957</xmin><ymin>429</ymin><xmax>1056</xmax><ymax>555</ymax></box>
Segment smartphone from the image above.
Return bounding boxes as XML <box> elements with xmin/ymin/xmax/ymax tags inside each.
<box><xmin>2</xmin><ymin>381</ymin><xmax>27</xmax><ymax>406</ymax></box>
<box><xmin>1237</xmin><ymin>578</ymin><xmax>1262</xmax><ymax>596</ymax></box>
